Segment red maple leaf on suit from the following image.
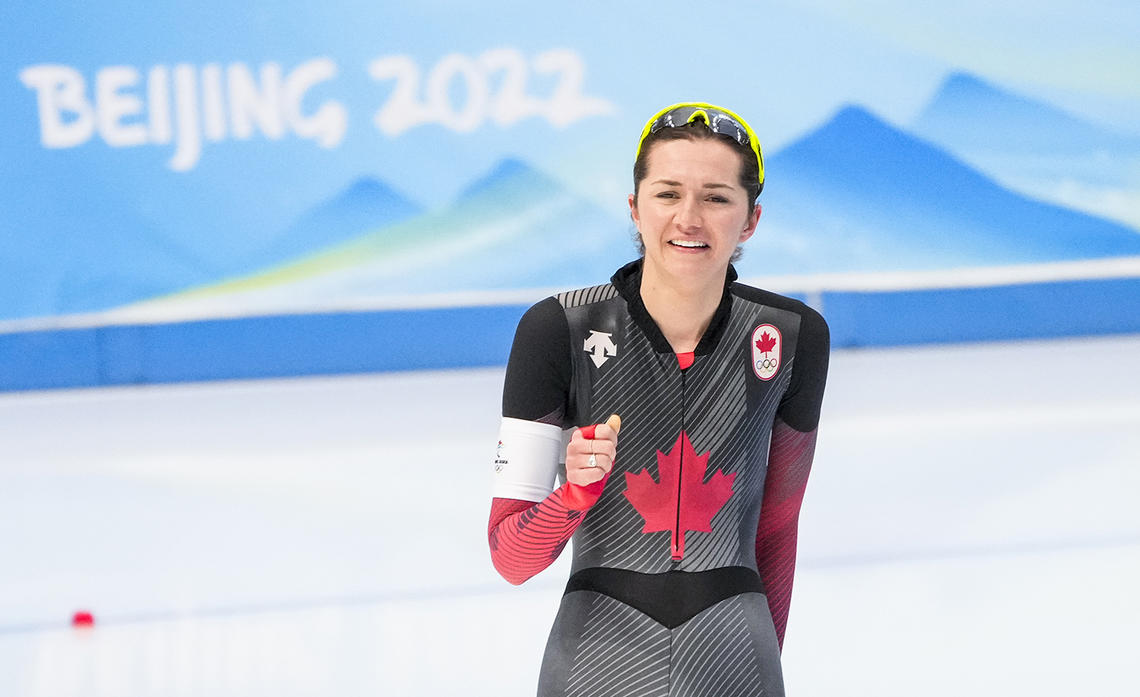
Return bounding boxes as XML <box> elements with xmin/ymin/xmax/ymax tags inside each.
<box><xmin>755</xmin><ymin>331</ymin><xmax>777</xmax><ymax>354</ymax></box>
<box><xmin>623</xmin><ymin>431</ymin><xmax>735</xmax><ymax>560</ymax></box>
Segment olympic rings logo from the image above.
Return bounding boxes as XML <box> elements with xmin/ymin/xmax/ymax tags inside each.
<box><xmin>756</xmin><ymin>358</ymin><xmax>778</xmax><ymax>371</ymax></box>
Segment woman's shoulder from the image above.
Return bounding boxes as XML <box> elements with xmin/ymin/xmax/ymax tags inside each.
<box><xmin>729</xmin><ymin>281</ymin><xmax>828</xmax><ymax>332</ymax></box>
<box><xmin>552</xmin><ymin>282</ymin><xmax>622</xmax><ymax>310</ymax></box>
<box><xmin>515</xmin><ymin>271</ymin><xmax>627</xmax><ymax>343</ymax></box>
<box><xmin>519</xmin><ymin>295</ymin><xmax>565</xmax><ymax>322</ymax></box>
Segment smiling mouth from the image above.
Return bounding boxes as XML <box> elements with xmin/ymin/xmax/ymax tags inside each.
<box><xmin>669</xmin><ymin>240</ymin><xmax>709</xmax><ymax>248</ymax></box>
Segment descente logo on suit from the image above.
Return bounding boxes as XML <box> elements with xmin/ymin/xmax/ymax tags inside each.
<box><xmin>584</xmin><ymin>330</ymin><xmax>617</xmax><ymax>368</ymax></box>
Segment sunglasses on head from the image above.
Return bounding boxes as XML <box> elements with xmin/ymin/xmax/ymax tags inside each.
<box><xmin>636</xmin><ymin>102</ymin><xmax>765</xmax><ymax>190</ymax></box>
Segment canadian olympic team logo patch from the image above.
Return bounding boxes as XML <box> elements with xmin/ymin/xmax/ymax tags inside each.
<box><xmin>751</xmin><ymin>324</ymin><xmax>782</xmax><ymax>381</ymax></box>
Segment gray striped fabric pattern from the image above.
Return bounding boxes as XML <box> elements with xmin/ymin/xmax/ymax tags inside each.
<box><xmin>569</xmin><ymin>295</ymin><xmax>795</xmax><ymax>574</ymax></box>
<box><xmin>573</xmin><ymin>312</ymin><xmax>683</xmax><ymax>573</ymax></box>
<box><xmin>669</xmin><ymin>593</ymin><xmax>782</xmax><ymax>696</ymax></box>
<box><xmin>564</xmin><ymin>593</ymin><xmax>671</xmax><ymax>697</ymax></box>
<box><xmin>542</xmin><ymin>591</ymin><xmax>783</xmax><ymax>696</ymax></box>
<box><xmin>558</xmin><ymin>283</ymin><xmax>620</xmax><ymax>309</ymax></box>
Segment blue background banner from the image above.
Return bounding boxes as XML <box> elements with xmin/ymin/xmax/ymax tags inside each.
<box><xmin>3</xmin><ymin>1</ymin><xmax>1138</xmax><ymax>388</ymax></box>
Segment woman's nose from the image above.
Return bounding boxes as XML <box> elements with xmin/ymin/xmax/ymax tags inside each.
<box><xmin>675</xmin><ymin>197</ymin><xmax>702</xmax><ymax>230</ymax></box>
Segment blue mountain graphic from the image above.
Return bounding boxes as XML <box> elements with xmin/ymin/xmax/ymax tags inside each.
<box><xmin>181</xmin><ymin>158</ymin><xmax>634</xmax><ymax>300</ymax></box>
<box><xmin>242</xmin><ymin>177</ymin><xmax>422</xmax><ymax>273</ymax></box>
<box><xmin>737</xmin><ymin>105</ymin><xmax>1140</xmax><ymax>276</ymax></box>
<box><xmin>456</xmin><ymin>157</ymin><xmax>552</xmax><ymax>200</ymax></box>
<box><xmin>912</xmin><ymin>72</ymin><xmax>1140</xmax><ymax>157</ymax></box>
<box><xmin>343</xmin><ymin>157</ymin><xmax>636</xmax><ymax>294</ymax></box>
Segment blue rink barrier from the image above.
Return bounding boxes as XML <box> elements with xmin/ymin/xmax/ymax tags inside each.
<box><xmin>824</xmin><ymin>277</ymin><xmax>1140</xmax><ymax>347</ymax></box>
<box><xmin>0</xmin><ymin>305</ymin><xmax>530</xmax><ymax>392</ymax></box>
<box><xmin>2</xmin><ymin>276</ymin><xmax>1138</xmax><ymax>392</ymax></box>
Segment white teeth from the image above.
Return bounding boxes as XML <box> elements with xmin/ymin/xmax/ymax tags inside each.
<box><xmin>670</xmin><ymin>240</ymin><xmax>708</xmax><ymax>248</ymax></box>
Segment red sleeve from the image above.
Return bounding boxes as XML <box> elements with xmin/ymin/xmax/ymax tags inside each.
<box><xmin>488</xmin><ymin>477</ymin><xmax>608</xmax><ymax>585</ymax></box>
<box><xmin>755</xmin><ymin>417</ymin><xmax>818</xmax><ymax>650</ymax></box>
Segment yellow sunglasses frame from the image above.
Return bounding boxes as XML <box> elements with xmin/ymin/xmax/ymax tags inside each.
<box><xmin>635</xmin><ymin>102</ymin><xmax>765</xmax><ymax>189</ymax></box>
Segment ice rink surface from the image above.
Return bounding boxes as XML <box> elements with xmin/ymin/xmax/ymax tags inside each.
<box><xmin>2</xmin><ymin>334</ymin><xmax>1139</xmax><ymax>696</ymax></box>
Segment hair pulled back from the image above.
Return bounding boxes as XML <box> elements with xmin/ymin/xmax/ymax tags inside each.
<box><xmin>632</xmin><ymin>122</ymin><xmax>762</xmax><ymax>209</ymax></box>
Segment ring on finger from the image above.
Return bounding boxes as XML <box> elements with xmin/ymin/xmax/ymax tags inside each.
<box><xmin>588</xmin><ymin>453</ymin><xmax>599</xmax><ymax>468</ymax></box>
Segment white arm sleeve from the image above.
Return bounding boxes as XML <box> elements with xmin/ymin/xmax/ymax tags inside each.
<box><xmin>491</xmin><ymin>417</ymin><xmax>564</xmax><ymax>502</ymax></box>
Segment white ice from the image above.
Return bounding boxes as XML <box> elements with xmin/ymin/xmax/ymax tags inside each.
<box><xmin>1</xmin><ymin>334</ymin><xmax>1138</xmax><ymax>696</ymax></box>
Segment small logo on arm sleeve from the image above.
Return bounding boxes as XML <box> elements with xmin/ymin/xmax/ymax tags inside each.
<box><xmin>494</xmin><ymin>440</ymin><xmax>508</xmax><ymax>473</ymax></box>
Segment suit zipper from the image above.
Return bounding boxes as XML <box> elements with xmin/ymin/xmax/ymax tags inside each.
<box><xmin>673</xmin><ymin>366</ymin><xmax>686</xmax><ymax>561</ymax></box>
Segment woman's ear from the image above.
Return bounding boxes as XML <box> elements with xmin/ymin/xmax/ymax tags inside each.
<box><xmin>739</xmin><ymin>203</ymin><xmax>761</xmax><ymax>243</ymax></box>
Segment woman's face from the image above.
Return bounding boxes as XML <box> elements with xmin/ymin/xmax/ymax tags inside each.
<box><xmin>629</xmin><ymin>138</ymin><xmax>760</xmax><ymax>287</ymax></box>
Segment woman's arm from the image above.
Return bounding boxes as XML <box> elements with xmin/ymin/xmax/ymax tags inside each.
<box><xmin>488</xmin><ymin>482</ymin><xmax>603</xmax><ymax>585</ymax></box>
<box><xmin>758</xmin><ymin>304</ymin><xmax>829</xmax><ymax>650</ymax></box>
<box><xmin>754</xmin><ymin>418</ymin><xmax>818</xmax><ymax>650</ymax></box>
<box><xmin>488</xmin><ymin>420</ymin><xmax>618</xmax><ymax>585</ymax></box>
<box><xmin>487</xmin><ymin>297</ymin><xmax>619</xmax><ymax>584</ymax></box>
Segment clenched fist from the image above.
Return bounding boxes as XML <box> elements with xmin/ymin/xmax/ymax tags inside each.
<box><xmin>566</xmin><ymin>414</ymin><xmax>621</xmax><ymax>486</ymax></box>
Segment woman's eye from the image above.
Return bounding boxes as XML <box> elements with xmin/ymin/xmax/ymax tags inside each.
<box><xmin>656</xmin><ymin>191</ymin><xmax>678</xmax><ymax>199</ymax></box>
<box><xmin>708</xmin><ymin>196</ymin><xmax>729</xmax><ymax>203</ymax></box>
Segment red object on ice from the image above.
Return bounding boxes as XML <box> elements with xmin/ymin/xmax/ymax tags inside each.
<box><xmin>71</xmin><ymin>611</ymin><xmax>95</xmax><ymax>627</ymax></box>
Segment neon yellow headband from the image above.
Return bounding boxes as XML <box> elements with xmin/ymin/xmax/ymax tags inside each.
<box><xmin>635</xmin><ymin>102</ymin><xmax>765</xmax><ymax>191</ymax></box>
